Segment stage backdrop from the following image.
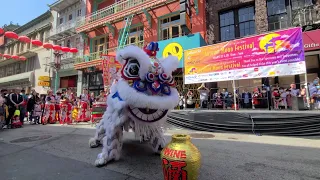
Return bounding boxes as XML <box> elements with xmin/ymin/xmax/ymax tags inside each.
<box><xmin>184</xmin><ymin>27</ymin><xmax>306</xmax><ymax>84</ymax></box>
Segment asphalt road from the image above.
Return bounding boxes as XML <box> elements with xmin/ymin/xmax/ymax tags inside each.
<box><xmin>0</xmin><ymin>123</ymin><xmax>320</xmax><ymax>180</ymax></box>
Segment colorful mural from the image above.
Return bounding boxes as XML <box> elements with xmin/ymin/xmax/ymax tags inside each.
<box><xmin>156</xmin><ymin>33</ymin><xmax>206</xmax><ymax>68</ymax></box>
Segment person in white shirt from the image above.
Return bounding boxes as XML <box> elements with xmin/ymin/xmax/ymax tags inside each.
<box><xmin>198</xmin><ymin>83</ymin><xmax>210</xmax><ymax>108</ymax></box>
<box><xmin>290</xmin><ymin>83</ymin><xmax>300</xmax><ymax>97</ymax></box>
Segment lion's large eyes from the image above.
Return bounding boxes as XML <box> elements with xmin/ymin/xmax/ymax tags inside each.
<box><xmin>121</xmin><ymin>58</ymin><xmax>140</xmax><ymax>80</ymax></box>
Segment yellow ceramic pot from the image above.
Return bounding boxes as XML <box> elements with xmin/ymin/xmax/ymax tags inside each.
<box><xmin>161</xmin><ymin>134</ymin><xmax>201</xmax><ymax>180</ymax></box>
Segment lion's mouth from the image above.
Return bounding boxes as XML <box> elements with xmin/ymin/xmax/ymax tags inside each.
<box><xmin>128</xmin><ymin>105</ymin><xmax>168</xmax><ymax>122</ymax></box>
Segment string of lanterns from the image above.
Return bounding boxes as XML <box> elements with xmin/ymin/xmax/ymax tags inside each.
<box><xmin>0</xmin><ymin>28</ymin><xmax>79</xmax><ymax>61</ymax></box>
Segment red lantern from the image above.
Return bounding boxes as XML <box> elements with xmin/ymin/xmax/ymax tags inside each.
<box><xmin>69</xmin><ymin>48</ymin><xmax>78</xmax><ymax>53</ymax></box>
<box><xmin>52</xmin><ymin>45</ymin><xmax>62</xmax><ymax>51</ymax></box>
<box><xmin>3</xmin><ymin>54</ymin><xmax>11</xmax><ymax>59</ymax></box>
<box><xmin>18</xmin><ymin>36</ymin><xmax>31</xmax><ymax>43</ymax></box>
<box><xmin>31</xmin><ymin>40</ymin><xmax>43</xmax><ymax>46</ymax></box>
<box><xmin>0</xmin><ymin>28</ymin><xmax>4</xmax><ymax>35</ymax></box>
<box><xmin>19</xmin><ymin>56</ymin><xmax>27</xmax><ymax>61</ymax></box>
<box><xmin>12</xmin><ymin>55</ymin><xmax>20</xmax><ymax>60</ymax></box>
<box><xmin>43</xmin><ymin>43</ymin><xmax>53</xmax><ymax>49</ymax></box>
<box><xmin>4</xmin><ymin>31</ymin><xmax>18</xmax><ymax>39</ymax></box>
<box><xmin>61</xmin><ymin>47</ymin><xmax>70</xmax><ymax>52</ymax></box>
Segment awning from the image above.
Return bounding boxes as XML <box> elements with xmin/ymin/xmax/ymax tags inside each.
<box><xmin>74</xmin><ymin>60</ymin><xmax>102</xmax><ymax>70</ymax></box>
<box><xmin>0</xmin><ymin>71</ymin><xmax>32</xmax><ymax>88</ymax></box>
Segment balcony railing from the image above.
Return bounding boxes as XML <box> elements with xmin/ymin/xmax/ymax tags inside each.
<box><xmin>292</xmin><ymin>6</ymin><xmax>320</xmax><ymax>27</ymax></box>
<box><xmin>75</xmin><ymin>40</ymin><xmax>144</xmax><ymax>63</ymax></box>
<box><xmin>75</xmin><ymin>0</ymin><xmax>166</xmax><ymax>32</ymax></box>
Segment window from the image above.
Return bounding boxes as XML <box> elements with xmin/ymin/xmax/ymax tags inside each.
<box><xmin>0</xmin><ymin>67</ymin><xmax>5</xmax><ymax>78</ymax></box>
<box><xmin>77</xmin><ymin>9</ymin><xmax>82</xmax><ymax>17</ymax></box>
<box><xmin>93</xmin><ymin>36</ymin><xmax>108</xmax><ymax>53</ymax></box>
<box><xmin>89</xmin><ymin>72</ymin><xmax>103</xmax><ymax>86</ymax></box>
<box><xmin>267</xmin><ymin>0</ymin><xmax>288</xmax><ymax>31</ymax></box>
<box><xmin>160</xmin><ymin>15</ymin><xmax>183</xmax><ymax>40</ymax></box>
<box><xmin>126</xmin><ymin>26</ymin><xmax>144</xmax><ymax>45</ymax></box>
<box><xmin>291</xmin><ymin>0</ymin><xmax>316</xmax><ymax>26</ymax></box>
<box><xmin>20</xmin><ymin>43</ymin><xmax>24</xmax><ymax>53</ymax></box>
<box><xmin>67</xmin><ymin>39</ymin><xmax>71</xmax><ymax>47</ymax></box>
<box><xmin>16</xmin><ymin>42</ymin><xmax>20</xmax><ymax>54</ymax></box>
<box><xmin>59</xmin><ymin>18</ymin><xmax>63</xmax><ymax>25</ymax></box>
<box><xmin>219</xmin><ymin>6</ymin><xmax>255</xmax><ymax>41</ymax></box>
<box><xmin>26</xmin><ymin>56</ymin><xmax>36</xmax><ymax>72</ymax></box>
<box><xmin>40</xmin><ymin>31</ymin><xmax>44</xmax><ymax>42</ymax></box>
<box><xmin>69</xmin><ymin>14</ymin><xmax>73</xmax><ymax>21</ymax></box>
<box><xmin>6</xmin><ymin>64</ymin><xmax>14</xmax><ymax>76</ymax></box>
<box><xmin>291</xmin><ymin>0</ymin><xmax>313</xmax><ymax>10</ymax></box>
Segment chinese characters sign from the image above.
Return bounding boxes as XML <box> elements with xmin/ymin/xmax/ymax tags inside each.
<box><xmin>184</xmin><ymin>27</ymin><xmax>306</xmax><ymax>84</ymax></box>
<box><xmin>101</xmin><ymin>55</ymin><xmax>121</xmax><ymax>91</ymax></box>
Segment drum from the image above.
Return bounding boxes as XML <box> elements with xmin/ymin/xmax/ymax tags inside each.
<box><xmin>91</xmin><ymin>102</ymin><xmax>107</xmax><ymax>123</ymax></box>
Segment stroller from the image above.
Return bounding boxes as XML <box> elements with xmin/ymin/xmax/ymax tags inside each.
<box><xmin>11</xmin><ymin>109</ymin><xmax>22</xmax><ymax>128</ymax></box>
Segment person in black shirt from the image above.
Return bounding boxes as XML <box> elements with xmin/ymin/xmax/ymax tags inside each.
<box><xmin>4</xmin><ymin>89</ymin><xmax>23</xmax><ymax>128</ymax></box>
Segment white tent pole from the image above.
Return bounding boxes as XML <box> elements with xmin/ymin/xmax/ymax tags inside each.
<box><xmin>232</xmin><ymin>79</ymin><xmax>237</xmax><ymax>111</ymax></box>
<box><xmin>304</xmin><ymin>72</ymin><xmax>310</xmax><ymax>109</ymax></box>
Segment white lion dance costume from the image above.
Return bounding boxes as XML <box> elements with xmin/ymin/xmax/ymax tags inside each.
<box><xmin>89</xmin><ymin>42</ymin><xmax>179</xmax><ymax>167</ymax></box>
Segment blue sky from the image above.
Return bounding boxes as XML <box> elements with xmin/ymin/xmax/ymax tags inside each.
<box><xmin>0</xmin><ymin>0</ymin><xmax>57</xmax><ymax>27</ymax></box>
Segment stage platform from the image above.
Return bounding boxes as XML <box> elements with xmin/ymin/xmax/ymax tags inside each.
<box><xmin>167</xmin><ymin>110</ymin><xmax>320</xmax><ymax>136</ymax></box>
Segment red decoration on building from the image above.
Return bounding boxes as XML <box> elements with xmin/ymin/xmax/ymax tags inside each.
<box><xmin>11</xmin><ymin>55</ymin><xmax>20</xmax><ymax>60</ymax></box>
<box><xmin>4</xmin><ymin>31</ymin><xmax>18</xmax><ymax>39</ymax></box>
<box><xmin>0</xmin><ymin>28</ymin><xmax>4</xmax><ymax>35</ymax></box>
<box><xmin>31</xmin><ymin>40</ymin><xmax>43</xmax><ymax>46</ymax></box>
<box><xmin>69</xmin><ymin>48</ymin><xmax>78</xmax><ymax>53</ymax></box>
<box><xmin>61</xmin><ymin>47</ymin><xmax>70</xmax><ymax>52</ymax></box>
<box><xmin>52</xmin><ymin>45</ymin><xmax>62</xmax><ymax>51</ymax></box>
<box><xmin>18</xmin><ymin>36</ymin><xmax>31</xmax><ymax>43</ymax></box>
<box><xmin>19</xmin><ymin>56</ymin><xmax>27</xmax><ymax>61</ymax></box>
<box><xmin>43</xmin><ymin>43</ymin><xmax>53</xmax><ymax>49</ymax></box>
<box><xmin>3</xmin><ymin>54</ymin><xmax>11</xmax><ymax>59</ymax></box>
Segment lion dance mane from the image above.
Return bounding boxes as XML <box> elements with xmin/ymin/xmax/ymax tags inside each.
<box><xmin>89</xmin><ymin>42</ymin><xmax>179</xmax><ymax>167</ymax></box>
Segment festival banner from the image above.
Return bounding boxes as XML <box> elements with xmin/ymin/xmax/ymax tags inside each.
<box><xmin>184</xmin><ymin>27</ymin><xmax>306</xmax><ymax>84</ymax></box>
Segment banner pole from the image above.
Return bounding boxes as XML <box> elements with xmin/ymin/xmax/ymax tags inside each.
<box><xmin>232</xmin><ymin>79</ymin><xmax>237</xmax><ymax>111</ymax></box>
<box><xmin>304</xmin><ymin>72</ymin><xmax>310</xmax><ymax>109</ymax></box>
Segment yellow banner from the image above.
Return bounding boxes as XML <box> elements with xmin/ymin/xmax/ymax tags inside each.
<box><xmin>38</xmin><ymin>81</ymin><xmax>50</xmax><ymax>87</ymax></box>
<box><xmin>38</xmin><ymin>76</ymin><xmax>50</xmax><ymax>81</ymax></box>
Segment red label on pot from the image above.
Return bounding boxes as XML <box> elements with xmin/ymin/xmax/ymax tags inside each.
<box><xmin>163</xmin><ymin>147</ymin><xmax>187</xmax><ymax>159</ymax></box>
<box><xmin>162</xmin><ymin>158</ymin><xmax>187</xmax><ymax>180</ymax></box>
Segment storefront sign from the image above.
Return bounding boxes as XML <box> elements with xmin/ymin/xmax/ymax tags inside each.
<box><xmin>303</xmin><ymin>29</ymin><xmax>320</xmax><ymax>51</ymax></box>
<box><xmin>38</xmin><ymin>81</ymin><xmax>50</xmax><ymax>87</ymax></box>
<box><xmin>157</xmin><ymin>33</ymin><xmax>206</xmax><ymax>68</ymax></box>
<box><xmin>38</xmin><ymin>76</ymin><xmax>50</xmax><ymax>82</ymax></box>
<box><xmin>184</xmin><ymin>27</ymin><xmax>306</xmax><ymax>84</ymax></box>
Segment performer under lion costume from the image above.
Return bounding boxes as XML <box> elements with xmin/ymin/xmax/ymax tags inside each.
<box><xmin>89</xmin><ymin>42</ymin><xmax>179</xmax><ymax>167</ymax></box>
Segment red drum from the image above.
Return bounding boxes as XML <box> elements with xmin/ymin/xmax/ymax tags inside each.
<box><xmin>91</xmin><ymin>102</ymin><xmax>106</xmax><ymax>124</ymax></box>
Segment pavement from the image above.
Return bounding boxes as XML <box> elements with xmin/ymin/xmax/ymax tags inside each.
<box><xmin>0</xmin><ymin>123</ymin><xmax>320</xmax><ymax>180</ymax></box>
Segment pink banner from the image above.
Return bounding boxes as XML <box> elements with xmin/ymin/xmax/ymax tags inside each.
<box><xmin>184</xmin><ymin>27</ymin><xmax>306</xmax><ymax>84</ymax></box>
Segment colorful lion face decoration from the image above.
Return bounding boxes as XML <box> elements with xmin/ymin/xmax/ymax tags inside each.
<box><xmin>89</xmin><ymin>42</ymin><xmax>179</xmax><ymax>167</ymax></box>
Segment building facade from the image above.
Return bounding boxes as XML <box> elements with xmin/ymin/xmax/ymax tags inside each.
<box><xmin>74</xmin><ymin>0</ymin><xmax>207</xmax><ymax>95</ymax></box>
<box><xmin>205</xmin><ymin>0</ymin><xmax>320</xmax><ymax>92</ymax></box>
<box><xmin>49</xmin><ymin>0</ymin><xmax>87</xmax><ymax>95</ymax></box>
<box><xmin>0</xmin><ymin>11</ymin><xmax>54</xmax><ymax>94</ymax></box>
